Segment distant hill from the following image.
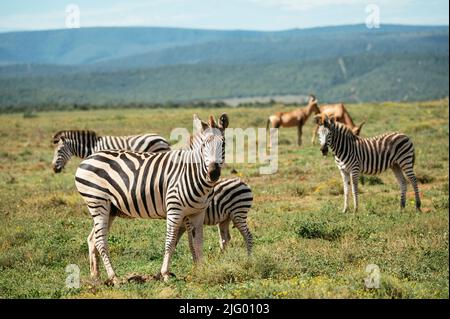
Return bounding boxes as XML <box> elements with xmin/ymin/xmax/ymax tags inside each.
<box><xmin>0</xmin><ymin>24</ymin><xmax>448</xmax><ymax>110</ymax></box>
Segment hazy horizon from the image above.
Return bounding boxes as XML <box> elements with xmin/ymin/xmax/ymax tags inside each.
<box><xmin>0</xmin><ymin>22</ymin><xmax>448</xmax><ymax>35</ymax></box>
<box><xmin>1</xmin><ymin>0</ymin><xmax>448</xmax><ymax>32</ymax></box>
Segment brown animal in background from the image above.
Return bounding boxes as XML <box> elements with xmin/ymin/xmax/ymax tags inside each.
<box><xmin>311</xmin><ymin>103</ymin><xmax>365</xmax><ymax>144</ymax></box>
<box><xmin>266</xmin><ymin>95</ymin><xmax>320</xmax><ymax>146</ymax></box>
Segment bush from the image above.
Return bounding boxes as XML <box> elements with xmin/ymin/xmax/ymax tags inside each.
<box><xmin>297</xmin><ymin>220</ymin><xmax>347</xmax><ymax>241</ymax></box>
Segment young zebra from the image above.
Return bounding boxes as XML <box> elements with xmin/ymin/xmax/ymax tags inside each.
<box><xmin>74</xmin><ymin>113</ymin><xmax>229</xmax><ymax>284</ymax></box>
<box><xmin>316</xmin><ymin>115</ymin><xmax>421</xmax><ymax>213</ymax></box>
<box><xmin>51</xmin><ymin>130</ymin><xmax>170</xmax><ymax>173</ymax></box>
<box><xmin>177</xmin><ymin>178</ymin><xmax>254</xmax><ymax>256</ymax></box>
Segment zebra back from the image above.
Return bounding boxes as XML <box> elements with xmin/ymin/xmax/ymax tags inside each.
<box><xmin>325</xmin><ymin>121</ymin><xmax>415</xmax><ymax>175</ymax></box>
<box><xmin>52</xmin><ymin>130</ymin><xmax>170</xmax><ymax>173</ymax></box>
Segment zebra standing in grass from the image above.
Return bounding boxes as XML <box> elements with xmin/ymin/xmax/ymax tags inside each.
<box><xmin>177</xmin><ymin>132</ymin><xmax>254</xmax><ymax>255</ymax></box>
<box><xmin>51</xmin><ymin>130</ymin><xmax>170</xmax><ymax>173</ymax></box>
<box><xmin>74</xmin><ymin>114</ymin><xmax>229</xmax><ymax>284</ymax></box>
<box><xmin>177</xmin><ymin>178</ymin><xmax>254</xmax><ymax>255</ymax></box>
<box><xmin>316</xmin><ymin>114</ymin><xmax>421</xmax><ymax>212</ymax></box>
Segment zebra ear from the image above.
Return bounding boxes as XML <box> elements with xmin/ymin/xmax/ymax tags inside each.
<box><xmin>208</xmin><ymin>115</ymin><xmax>217</xmax><ymax>128</ymax></box>
<box><xmin>52</xmin><ymin>136</ymin><xmax>63</xmax><ymax>144</ymax></box>
<box><xmin>218</xmin><ymin>113</ymin><xmax>229</xmax><ymax>130</ymax></box>
<box><xmin>193</xmin><ymin>114</ymin><xmax>209</xmax><ymax>132</ymax></box>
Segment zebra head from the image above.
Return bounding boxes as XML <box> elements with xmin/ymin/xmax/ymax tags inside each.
<box><xmin>193</xmin><ymin>113</ymin><xmax>229</xmax><ymax>183</ymax></box>
<box><xmin>315</xmin><ymin>114</ymin><xmax>335</xmax><ymax>156</ymax></box>
<box><xmin>51</xmin><ymin>133</ymin><xmax>72</xmax><ymax>173</ymax></box>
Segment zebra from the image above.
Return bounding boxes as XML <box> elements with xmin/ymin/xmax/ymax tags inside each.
<box><xmin>316</xmin><ymin>114</ymin><xmax>421</xmax><ymax>213</ymax></box>
<box><xmin>177</xmin><ymin>178</ymin><xmax>254</xmax><ymax>256</ymax></box>
<box><xmin>179</xmin><ymin>132</ymin><xmax>254</xmax><ymax>255</ymax></box>
<box><xmin>74</xmin><ymin>113</ymin><xmax>229</xmax><ymax>284</ymax></box>
<box><xmin>51</xmin><ymin>130</ymin><xmax>170</xmax><ymax>173</ymax></box>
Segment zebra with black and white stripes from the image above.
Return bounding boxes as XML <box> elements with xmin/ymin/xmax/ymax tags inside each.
<box><xmin>177</xmin><ymin>178</ymin><xmax>254</xmax><ymax>255</ymax></box>
<box><xmin>74</xmin><ymin>114</ymin><xmax>229</xmax><ymax>284</ymax></box>
<box><xmin>51</xmin><ymin>130</ymin><xmax>170</xmax><ymax>173</ymax></box>
<box><xmin>180</xmin><ymin>131</ymin><xmax>254</xmax><ymax>255</ymax></box>
<box><xmin>316</xmin><ymin>115</ymin><xmax>421</xmax><ymax>213</ymax></box>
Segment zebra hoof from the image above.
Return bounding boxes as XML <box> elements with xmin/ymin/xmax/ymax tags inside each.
<box><xmin>155</xmin><ymin>272</ymin><xmax>176</xmax><ymax>282</ymax></box>
<box><xmin>105</xmin><ymin>276</ymin><xmax>121</xmax><ymax>287</ymax></box>
<box><xmin>126</xmin><ymin>273</ymin><xmax>152</xmax><ymax>284</ymax></box>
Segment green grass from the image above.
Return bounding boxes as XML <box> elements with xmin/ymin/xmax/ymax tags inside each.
<box><xmin>0</xmin><ymin>99</ymin><xmax>448</xmax><ymax>298</ymax></box>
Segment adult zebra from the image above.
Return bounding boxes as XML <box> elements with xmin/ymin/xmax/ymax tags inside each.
<box><xmin>75</xmin><ymin>113</ymin><xmax>229</xmax><ymax>284</ymax></box>
<box><xmin>177</xmin><ymin>178</ymin><xmax>254</xmax><ymax>256</ymax></box>
<box><xmin>316</xmin><ymin>114</ymin><xmax>421</xmax><ymax>213</ymax></box>
<box><xmin>181</xmin><ymin>132</ymin><xmax>254</xmax><ymax>255</ymax></box>
<box><xmin>51</xmin><ymin>130</ymin><xmax>170</xmax><ymax>173</ymax></box>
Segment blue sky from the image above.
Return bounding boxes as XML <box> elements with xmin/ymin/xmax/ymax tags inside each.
<box><xmin>0</xmin><ymin>0</ymin><xmax>448</xmax><ymax>31</ymax></box>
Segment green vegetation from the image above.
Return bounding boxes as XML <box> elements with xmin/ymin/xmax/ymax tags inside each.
<box><xmin>0</xmin><ymin>100</ymin><xmax>448</xmax><ymax>298</ymax></box>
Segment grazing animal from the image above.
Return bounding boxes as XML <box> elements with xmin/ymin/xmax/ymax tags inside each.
<box><xmin>51</xmin><ymin>130</ymin><xmax>170</xmax><ymax>173</ymax></box>
<box><xmin>177</xmin><ymin>178</ymin><xmax>254</xmax><ymax>256</ymax></box>
<box><xmin>312</xmin><ymin>103</ymin><xmax>365</xmax><ymax>144</ymax></box>
<box><xmin>74</xmin><ymin>113</ymin><xmax>229</xmax><ymax>284</ymax></box>
<box><xmin>266</xmin><ymin>95</ymin><xmax>320</xmax><ymax>146</ymax></box>
<box><xmin>316</xmin><ymin>114</ymin><xmax>421</xmax><ymax>213</ymax></box>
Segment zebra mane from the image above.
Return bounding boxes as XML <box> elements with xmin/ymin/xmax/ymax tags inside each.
<box><xmin>333</xmin><ymin>122</ymin><xmax>357</xmax><ymax>138</ymax></box>
<box><xmin>52</xmin><ymin>130</ymin><xmax>99</xmax><ymax>143</ymax></box>
<box><xmin>187</xmin><ymin>132</ymin><xmax>204</xmax><ymax>150</ymax></box>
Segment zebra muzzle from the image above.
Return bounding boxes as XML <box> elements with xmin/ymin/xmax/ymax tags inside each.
<box><xmin>52</xmin><ymin>165</ymin><xmax>62</xmax><ymax>173</ymax></box>
<box><xmin>320</xmin><ymin>145</ymin><xmax>329</xmax><ymax>156</ymax></box>
<box><xmin>208</xmin><ymin>163</ymin><xmax>221</xmax><ymax>182</ymax></box>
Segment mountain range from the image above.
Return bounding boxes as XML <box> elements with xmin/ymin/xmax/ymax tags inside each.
<box><xmin>0</xmin><ymin>24</ymin><xmax>448</xmax><ymax>111</ymax></box>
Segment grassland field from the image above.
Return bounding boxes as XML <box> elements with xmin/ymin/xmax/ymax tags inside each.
<box><xmin>0</xmin><ymin>100</ymin><xmax>448</xmax><ymax>298</ymax></box>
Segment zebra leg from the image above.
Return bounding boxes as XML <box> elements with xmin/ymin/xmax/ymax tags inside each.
<box><xmin>175</xmin><ymin>222</ymin><xmax>197</xmax><ymax>262</ymax></box>
<box><xmin>401</xmin><ymin>163</ymin><xmax>422</xmax><ymax>212</ymax></box>
<box><xmin>340</xmin><ymin>169</ymin><xmax>351</xmax><ymax>213</ymax></box>
<box><xmin>392</xmin><ymin>164</ymin><xmax>407</xmax><ymax>209</ymax></box>
<box><xmin>218</xmin><ymin>219</ymin><xmax>231</xmax><ymax>252</ymax></box>
<box><xmin>183</xmin><ymin>219</ymin><xmax>198</xmax><ymax>262</ymax></box>
<box><xmin>350</xmin><ymin>170</ymin><xmax>360</xmax><ymax>212</ymax></box>
<box><xmin>188</xmin><ymin>212</ymin><xmax>205</xmax><ymax>264</ymax></box>
<box><xmin>87</xmin><ymin>227</ymin><xmax>100</xmax><ymax>280</ymax></box>
<box><xmin>89</xmin><ymin>204</ymin><xmax>118</xmax><ymax>286</ymax></box>
<box><xmin>160</xmin><ymin>210</ymin><xmax>183</xmax><ymax>282</ymax></box>
<box><xmin>232</xmin><ymin>214</ymin><xmax>254</xmax><ymax>256</ymax></box>
<box><xmin>175</xmin><ymin>224</ymin><xmax>186</xmax><ymax>247</ymax></box>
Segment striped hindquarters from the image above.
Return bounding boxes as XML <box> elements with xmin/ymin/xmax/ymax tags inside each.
<box><xmin>357</xmin><ymin>132</ymin><xmax>415</xmax><ymax>175</ymax></box>
<box><xmin>204</xmin><ymin>178</ymin><xmax>253</xmax><ymax>225</ymax></box>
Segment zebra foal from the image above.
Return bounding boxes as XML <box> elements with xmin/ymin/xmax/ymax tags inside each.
<box><xmin>316</xmin><ymin>115</ymin><xmax>421</xmax><ymax>213</ymax></box>
<box><xmin>177</xmin><ymin>178</ymin><xmax>254</xmax><ymax>256</ymax></box>
<box><xmin>51</xmin><ymin>130</ymin><xmax>170</xmax><ymax>173</ymax></box>
<box><xmin>75</xmin><ymin>113</ymin><xmax>229</xmax><ymax>284</ymax></box>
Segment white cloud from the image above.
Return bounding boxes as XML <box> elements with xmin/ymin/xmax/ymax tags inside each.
<box><xmin>247</xmin><ymin>0</ymin><xmax>408</xmax><ymax>11</ymax></box>
<box><xmin>0</xmin><ymin>0</ymin><xmax>194</xmax><ymax>30</ymax></box>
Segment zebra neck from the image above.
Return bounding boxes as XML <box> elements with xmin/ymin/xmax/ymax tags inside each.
<box><xmin>71</xmin><ymin>137</ymin><xmax>97</xmax><ymax>158</ymax></box>
<box><xmin>330</xmin><ymin>128</ymin><xmax>356</xmax><ymax>159</ymax></box>
<box><xmin>187</xmin><ymin>148</ymin><xmax>216</xmax><ymax>189</ymax></box>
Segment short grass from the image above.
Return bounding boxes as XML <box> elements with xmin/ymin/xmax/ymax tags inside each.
<box><xmin>0</xmin><ymin>100</ymin><xmax>448</xmax><ymax>298</ymax></box>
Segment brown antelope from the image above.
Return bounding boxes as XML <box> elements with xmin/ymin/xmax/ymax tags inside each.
<box><xmin>266</xmin><ymin>95</ymin><xmax>320</xmax><ymax>146</ymax></box>
<box><xmin>311</xmin><ymin>103</ymin><xmax>365</xmax><ymax>144</ymax></box>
